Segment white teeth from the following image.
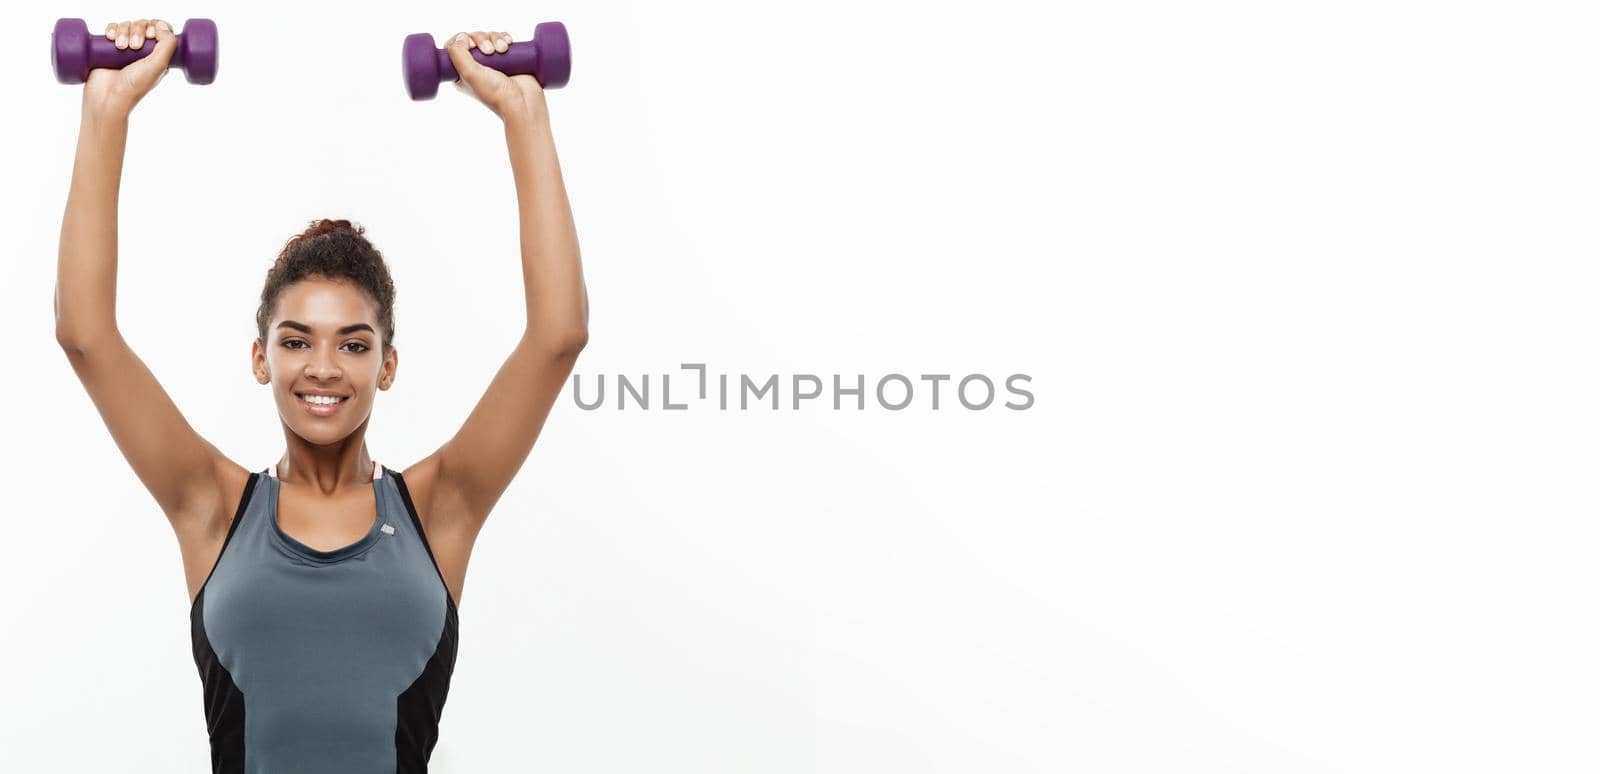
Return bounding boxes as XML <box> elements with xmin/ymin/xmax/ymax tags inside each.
<box><xmin>300</xmin><ymin>394</ymin><xmax>345</xmax><ymax>406</ymax></box>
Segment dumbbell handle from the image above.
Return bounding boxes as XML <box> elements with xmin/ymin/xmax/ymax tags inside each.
<box><xmin>81</xmin><ymin>30</ymin><xmax>197</xmax><ymax>72</ymax></box>
<box><xmin>433</xmin><ymin>43</ymin><xmax>545</xmax><ymax>83</ymax></box>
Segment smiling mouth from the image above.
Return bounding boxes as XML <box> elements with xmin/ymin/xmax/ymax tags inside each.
<box><xmin>295</xmin><ymin>393</ymin><xmax>350</xmax><ymax>416</ymax></box>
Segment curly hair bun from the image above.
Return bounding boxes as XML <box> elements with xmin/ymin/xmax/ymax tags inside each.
<box><xmin>296</xmin><ymin>218</ymin><xmax>366</xmax><ymax>241</ymax></box>
<box><xmin>257</xmin><ymin>218</ymin><xmax>397</xmax><ymax>353</ymax></box>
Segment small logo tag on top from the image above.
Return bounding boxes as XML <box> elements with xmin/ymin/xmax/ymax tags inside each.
<box><xmin>381</xmin><ymin>523</ymin><xmax>396</xmax><ymax>536</ymax></box>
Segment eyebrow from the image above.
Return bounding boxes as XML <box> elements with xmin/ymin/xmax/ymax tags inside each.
<box><xmin>276</xmin><ymin>321</ymin><xmax>376</xmax><ymax>336</ymax></box>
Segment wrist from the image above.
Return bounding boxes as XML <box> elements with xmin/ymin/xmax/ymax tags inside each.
<box><xmin>499</xmin><ymin>96</ymin><xmax>550</xmax><ymax>128</ymax></box>
<box><xmin>81</xmin><ymin>100</ymin><xmax>133</xmax><ymax>129</ymax></box>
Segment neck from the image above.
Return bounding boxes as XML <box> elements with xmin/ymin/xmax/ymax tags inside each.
<box><xmin>274</xmin><ymin>450</ymin><xmax>376</xmax><ymax>494</ymax></box>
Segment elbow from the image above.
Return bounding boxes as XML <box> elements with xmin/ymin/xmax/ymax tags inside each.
<box><xmin>56</xmin><ymin>337</ymin><xmax>84</xmax><ymax>359</ymax></box>
<box><xmin>55</xmin><ymin>324</ymin><xmax>119</xmax><ymax>357</ymax></box>
<box><xmin>555</xmin><ymin>328</ymin><xmax>589</xmax><ymax>358</ymax></box>
<box><xmin>55</xmin><ymin>327</ymin><xmax>89</xmax><ymax>356</ymax></box>
<box><xmin>527</xmin><ymin>327</ymin><xmax>588</xmax><ymax>359</ymax></box>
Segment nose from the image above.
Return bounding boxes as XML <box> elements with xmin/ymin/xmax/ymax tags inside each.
<box><xmin>303</xmin><ymin>347</ymin><xmax>343</xmax><ymax>381</ymax></box>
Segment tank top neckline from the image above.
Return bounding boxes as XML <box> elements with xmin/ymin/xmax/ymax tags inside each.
<box><xmin>266</xmin><ymin>459</ymin><xmax>382</xmax><ymax>481</ymax></box>
<box><xmin>261</xmin><ymin>460</ymin><xmax>387</xmax><ymax>563</ymax></box>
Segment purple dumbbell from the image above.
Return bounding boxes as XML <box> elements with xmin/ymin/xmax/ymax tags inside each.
<box><xmin>52</xmin><ymin>18</ymin><xmax>218</xmax><ymax>85</ymax></box>
<box><xmin>402</xmin><ymin>22</ymin><xmax>571</xmax><ymax>101</ymax></box>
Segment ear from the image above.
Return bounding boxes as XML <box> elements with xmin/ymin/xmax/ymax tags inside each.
<box><xmin>380</xmin><ymin>345</ymin><xmax>399</xmax><ymax>390</ymax></box>
<box><xmin>251</xmin><ymin>338</ymin><xmax>270</xmax><ymax>384</ymax></box>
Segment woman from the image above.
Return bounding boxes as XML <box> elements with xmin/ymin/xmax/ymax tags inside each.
<box><xmin>54</xmin><ymin>19</ymin><xmax>589</xmax><ymax>772</ymax></box>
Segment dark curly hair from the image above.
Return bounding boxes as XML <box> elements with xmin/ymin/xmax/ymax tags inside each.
<box><xmin>256</xmin><ymin>218</ymin><xmax>396</xmax><ymax>355</ymax></box>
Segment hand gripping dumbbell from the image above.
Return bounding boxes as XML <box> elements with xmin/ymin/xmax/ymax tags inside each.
<box><xmin>51</xmin><ymin>18</ymin><xmax>219</xmax><ymax>85</ymax></box>
<box><xmin>402</xmin><ymin>22</ymin><xmax>571</xmax><ymax>100</ymax></box>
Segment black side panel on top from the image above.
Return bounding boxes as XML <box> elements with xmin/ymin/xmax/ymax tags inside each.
<box><xmin>394</xmin><ymin>598</ymin><xmax>460</xmax><ymax>772</ymax></box>
<box><xmin>188</xmin><ymin>472</ymin><xmax>258</xmax><ymax>773</ymax></box>
<box><xmin>190</xmin><ymin>587</ymin><xmax>247</xmax><ymax>774</ymax></box>
<box><xmin>390</xmin><ymin>468</ymin><xmax>461</xmax><ymax>772</ymax></box>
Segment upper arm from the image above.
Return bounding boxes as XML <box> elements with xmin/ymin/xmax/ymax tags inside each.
<box><xmin>416</xmin><ymin>335</ymin><xmax>583</xmax><ymax>534</ymax></box>
<box><xmin>58</xmin><ymin>332</ymin><xmax>239</xmax><ymax>528</ymax></box>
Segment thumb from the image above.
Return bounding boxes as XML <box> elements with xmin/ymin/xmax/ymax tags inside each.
<box><xmin>145</xmin><ymin>22</ymin><xmax>180</xmax><ymax>69</ymax></box>
<box><xmin>124</xmin><ymin>23</ymin><xmax>178</xmax><ymax>80</ymax></box>
<box><xmin>444</xmin><ymin>33</ymin><xmax>480</xmax><ymax>81</ymax></box>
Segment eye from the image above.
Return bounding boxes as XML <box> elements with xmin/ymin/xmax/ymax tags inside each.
<box><xmin>280</xmin><ymin>339</ymin><xmax>370</xmax><ymax>353</ymax></box>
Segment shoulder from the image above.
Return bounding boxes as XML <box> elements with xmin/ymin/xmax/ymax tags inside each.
<box><xmin>397</xmin><ymin>450</ymin><xmax>484</xmax><ymax>545</ymax></box>
<box><xmin>171</xmin><ymin>453</ymin><xmax>255</xmax><ymax>590</ymax></box>
<box><xmin>167</xmin><ymin>451</ymin><xmax>250</xmax><ymax>525</ymax></box>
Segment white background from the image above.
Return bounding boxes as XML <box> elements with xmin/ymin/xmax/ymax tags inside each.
<box><xmin>2</xmin><ymin>1</ymin><xmax>1596</xmax><ymax>771</ymax></box>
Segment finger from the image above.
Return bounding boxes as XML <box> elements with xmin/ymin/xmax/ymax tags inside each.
<box><xmin>493</xmin><ymin>32</ymin><xmax>508</xmax><ymax>54</ymax></box>
<box><xmin>105</xmin><ymin>23</ymin><xmax>117</xmax><ymax>41</ymax></box>
<box><xmin>114</xmin><ymin>21</ymin><xmax>129</xmax><ymax>49</ymax></box>
<box><xmin>130</xmin><ymin>18</ymin><xmax>148</xmax><ymax>50</ymax></box>
<box><xmin>477</xmin><ymin>32</ymin><xmax>494</xmax><ymax>55</ymax></box>
<box><xmin>155</xmin><ymin>19</ymin><xmax>172</xmax><ymax>37</ymax></box>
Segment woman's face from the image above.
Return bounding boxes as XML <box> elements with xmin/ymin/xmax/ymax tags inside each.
<box><xmin>252</xmin><ymin>276</ymin><xmax>397</xmax><ymax>445</ymax></box>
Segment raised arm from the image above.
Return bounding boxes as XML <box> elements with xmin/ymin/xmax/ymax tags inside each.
<box><xmin>56</xmin><ymin>20</ymin><xmax>235</xmax><ymax>531</ymax></box>
<box><xmin>405</xmin><ymin>31</ymin><xmax>590</xmax><ymax>545</ymax></box>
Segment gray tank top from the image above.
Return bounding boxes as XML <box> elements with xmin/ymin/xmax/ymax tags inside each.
<box><xmin>188</xmin><ymin>461</ymin><xmax>460</xmax><ymax>773</ymax></box>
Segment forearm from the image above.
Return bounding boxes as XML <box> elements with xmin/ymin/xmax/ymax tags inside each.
<box><xmin>503</xmin><ymin>105</ymin><xmax>588</xmax><ymax>351</ymax></box>
<box><xmin>56</xmin><ymin>107</ymin><xmax>131</xmax><ymax>345</ymax></box>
